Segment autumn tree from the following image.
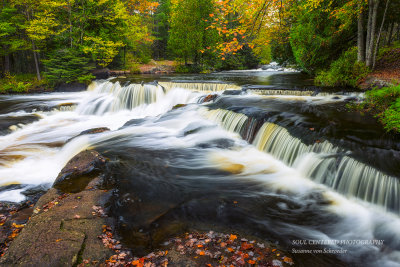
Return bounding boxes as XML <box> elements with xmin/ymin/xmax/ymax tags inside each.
<box><xmin>168</xmin><ymin>0</ymin><xmax>219</xmax><ymax>65</ymax></box>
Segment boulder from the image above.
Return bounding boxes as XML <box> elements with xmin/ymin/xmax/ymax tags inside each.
<box><xmin>53</xmin><ymin>150</ymin><xmax>107</xmax><ymax>193</ymax></box>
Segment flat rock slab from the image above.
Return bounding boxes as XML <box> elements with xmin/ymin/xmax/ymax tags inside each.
<box><xmin>0</xmin><ymin>179</ymin><xmax>113</xmax><ymax>266</ymax></box>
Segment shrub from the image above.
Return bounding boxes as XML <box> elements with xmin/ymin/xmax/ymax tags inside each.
<box><xmin>43</xmin><ymin>49</ymin><xmax>95</xmax><ymax>85</ymax></box>
<box><xmin>360</xmin><ymin>84</ymin><xmax>400</xmax><ymax>132</ymax></box>
<box><xmin>315</xmin><ymin>47</ymin><xmax>370</xmax><ymax>87</ymax></box>
<box><xmin>0</xmin><ymin>73</ymin><xmax>38</xmax><ymax>93</ymax></box>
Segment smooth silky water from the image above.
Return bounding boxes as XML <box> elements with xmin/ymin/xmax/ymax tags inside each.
<box><xmin>0</xmin><ymin>70</ymin><xmax>399</xmax><ymax>266</ymax></box>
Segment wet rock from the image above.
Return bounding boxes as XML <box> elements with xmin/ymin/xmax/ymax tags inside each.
<box><xmin>67</xmin><ymin>127</ymin><xmax>110</xmax><ymax>143</ymax></box>
<box><xmin>201</xmin><ymin>94</ymin><xmax>218</xmax><ymax>103</ymax></box>
<box><xmin>120</xmin><ymin>118</ymin><xmax>147</xmax><ymax>129</ymax></box>
<box><xmin>0</xmin><ymin>178</ymin><xmax>114</xmax><ymax>266</ymax></box>
<box><xmin>78</xmin><ymin>127</ymin><xmax>110</xmax><ymax>136</ymax></box>
<box><xmin>196</xmin><ymin>138</ymin><xmax>235</xmax><ymax>149</ymax></box>
<box><xmin>172</xmin><ymin>104</ymin><xmax>187</xmax><ymax>109</ymax></box>
<box><xmin>91</xmin><ymin>68</ymin><xmax>110</xmax><ymax>79</ymax></box>
<box><xmin>222</xmin><ymin>90</ymin><xmax>242</xmax><ymax>95</ymax></box>
<box><xmin>53</xmin><ymin>150</ymin><xmax>107</xmax><ymax>193</ymax></box>
<box><xmin>54</xmin><ymin>82</ymin><xmax>87</xmax><ymax>92</ymax></box>
<box><xmin>109</xmin><ymin>70</ymin><xmax>130</xmax><ymax>77</ymax></box>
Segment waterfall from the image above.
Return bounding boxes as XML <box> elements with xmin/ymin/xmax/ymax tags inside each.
<box><xmin>253</xmin><ymin>123</ymin><xmax>340</xmax><ymax>165</ymax></box>
<box><xmin>247</xmin><ymin>89</ymin><xmax>365</xmax><ymax>100</ymax></box>
<box><xmin>199</xmin><ymin>108</ymin><xmax>262</xmax><ymax>142</ymax></box>
<box><xmin>201</xmin><ymin>109</ymin><xmax>248</xmax><ymax>133</ymax></box>
<box><xmin>78</xmin><ymin>81</ymin><xmax>165</xmax><ymax>114</ymax></box>
<box><xmin>159</xmin><ymin>82</ymin><xmax>241</xmax><ymax>92</ymax></box>
<box><xmin>248</xmin><ymin>89</ymin><xmax>316</xmax><ymax>96</ymax></box>
<box><xmin>202</xmin><ymin>108</ymin><xmax>400</xmax><ymax>214</ymax></box>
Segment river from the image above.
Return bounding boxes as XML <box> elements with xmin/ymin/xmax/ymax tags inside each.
<box><xmin>0</xmin><ymin>69</ymin><xmax>399</xmax><ymax>266</ymax></box>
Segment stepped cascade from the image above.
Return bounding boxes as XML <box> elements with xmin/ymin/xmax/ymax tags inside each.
<box><xmin>0</xmin><ymin>76</ymin><xmax>399</xmax><ymax>267</ymax></box>
<box><xmin>202</xmin><ymin>108</ymin><xmax>400</xmax><ymax>213</ymax></box>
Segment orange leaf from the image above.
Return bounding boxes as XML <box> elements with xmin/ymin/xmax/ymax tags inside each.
<box><xmin>241</xmin><ymin>242</ymin><xmax>253</xmax><ymax>250</ymax></box>
<box><xmin>227</xmin><ymin>247</ymin><xmax>234</xmax><ymax>252</ymax></box>
<box><xmin>229</xmin><ymin>234</ymin><xmax>237</xmax><ymax>241</ymax></box>
<box><xmin>283</xmin><ymin>256</ymin><xmax>293</xmax><ymax>264</ymax></box>
<box><xmin>248</xmin><ymin>260</ymin><xmax>256</xmax><ymax>265</ymax></box>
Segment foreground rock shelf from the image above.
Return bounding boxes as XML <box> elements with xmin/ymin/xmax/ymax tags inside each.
<box><xmin>0</xmin><ymin>150</ymin><xmax>113</xmax><ymax>266</ymax></box>
<box><xmin>0</xmin><ymin>149</ymin><xmax>295</xmax><ymax>266</ymax></box>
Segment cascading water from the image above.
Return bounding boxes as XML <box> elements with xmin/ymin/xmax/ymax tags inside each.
<box><xmin>159</xmin><ymin>81</ymin><xmax>241</xmax><ymax>92</ymax></box>
<box><xmin>201</xmin><ymin>107</ymin><xmax>400</xmax><ymax>214</ymax></box>
<box><xmin>78</xmin><ymin>80</ymin><xmax>165</xmax><ymax>114</ymax></box>
<box><xmin>0</xmin><ymin>76</ymin><xmax>400</xmax><ymax>266</ymax></box>
<box><xmin>0</xmin><ymin>81</ymin><xmax>202</xmax><ymax>201</ymax></box>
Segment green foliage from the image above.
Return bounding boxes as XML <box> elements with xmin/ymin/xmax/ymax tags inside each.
<box><xmin>0</xmin><ymin>5</ymin><xmax>26</xmax><ymax>57</ymax></box>
<box><xmin>168</xmin><ymin>0</ymin><xmax>220</xmax><ymax>64</ymax></box>
<box><xmin>153</xmin><ymin>0</ymin><xmax>171</xmax><ymax>59</ymax></box>
<box><xmin>270</xmin><ymin>39</ymin><xmax>296</xmax><ymax>66</ymax></box>
<box><xmin>0</xmin><ymin>73</ymin><xmax>45</xmax><ymax>93</ymax></box>
<box><xmin>217</xmin><ymin>46</ymin><xmax>260</xmax><ymax>70</ymax></box>
<box><xmin>43</xmin><ymin>49</ymin><xmax>94</xmax><ymax>85</ymax></box>
<box><xmin>315</xmin><ymin>47</ymin><xmax>370</xmax><ymax>87</ymax></box>
<box><xmin>82</xmin><ymin>37</ymin><xmax>124</xmax><ymax>67</ymax></box>
<box><xmin>289</xmin><ymin>0</ymin><xmax>356</xmax><ymax>73</ymax></box>
<box><xmin>174</xmin><ymin>64</ymin><xmax>202</xmax><ymax>73</ymax></box>
<box><xmin>359</xmin><ymin>84</ymin><xmax>400</xmax><ymax>132</ymax></box>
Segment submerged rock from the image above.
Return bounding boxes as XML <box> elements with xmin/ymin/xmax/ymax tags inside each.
<box><xmin>201</xmin><ymin>94</ymin><xmax>218</xmax><ymax>103</ymax></box>
<box><xmin>172</xmin><ymin>104</ymin><xmax>187</xmax><ymax>109</ymax></box>
<box><xmin>120</xmin><ymin>118</ymin><xmax>147</xmax><ymax>129</ymax></box>
<box><xmin>78</xmin><ymin>127</ymin><xmax>110</xmax><ymax>136</ymax></box>
<box><xmin>67</xmin><ymin>127</ymin><xmax>110</xmax><ymax>143</ymax></box>
<box><xmin>53</xmin><ymin>150</ymin><xmax>107</xmax><ymax>193</ymax></box>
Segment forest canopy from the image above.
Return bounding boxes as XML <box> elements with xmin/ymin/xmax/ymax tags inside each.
<box><xmin>0</xmin><ymin>0</ymin><xmax>399</xmax><ymax>86</ymax></box>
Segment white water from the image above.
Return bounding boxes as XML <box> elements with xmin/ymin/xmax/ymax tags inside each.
<box><xmin>0</xmin><ymin>80</ymin><xmax>399</xmax><ymax>266</ymax></box>
<box><xmin>0</xmin><ymin>81</ymin><xmax>202</xmax><ymax>201</ymax></box>
<box><xmin>202</xmin><ymin>108</ymin><xmax>400</xmax><ymax>214</ymax></box>
<box><xmin>159</xmin><ymin>81</ymin><xmax>241</xmax><ymax>92</ymax></box>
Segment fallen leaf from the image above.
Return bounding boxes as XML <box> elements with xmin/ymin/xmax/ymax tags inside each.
<box><xmin>229</xmin><ymin>234</ymin><xmax>237</xmax><ymax>241</ymax></box>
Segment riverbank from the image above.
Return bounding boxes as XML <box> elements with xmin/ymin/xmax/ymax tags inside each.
<box><xmin>360</xmin><ymin>47</ymin><xmax>400</xmax><ymax>89</ymax></box>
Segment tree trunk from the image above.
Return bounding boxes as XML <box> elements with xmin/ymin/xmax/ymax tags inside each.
<box><xmin>386</xmin><ymin>23</ymin><xmax>394</xmax><ymax>45</ymax></box>
<box><xmin>366</xmin><ymin>0</ymin><xmax>380</xmax><ymax>67</ymax></box>
<box><xmin>32</xmin><ymin>41</ymin><xmax>41</xmax><ymax>81</ymax></box>
<box><xmin>357</xmin><ymin>1</ymin><xmax>365</xmax><ymax>62</ymax></box>
<box><xmin>373</xmin><ymin>0</ymin><xmax>390</xmax><ymax>68</ymax></box>
<box><xmin>3</xmin><ymin>45</ymin><xmax>10</xmax><ymax>74</ymax></box>
<box><xmin>366</xmin><ymin>0</ymin><xmax>373</xmax><ymax>55</ymax></box>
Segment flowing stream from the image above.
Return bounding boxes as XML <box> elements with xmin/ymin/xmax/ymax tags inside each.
<box><xmin>0</xmin><ymin>69</ymin><xmax>399</xmax><ymax>266</ymax></box>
